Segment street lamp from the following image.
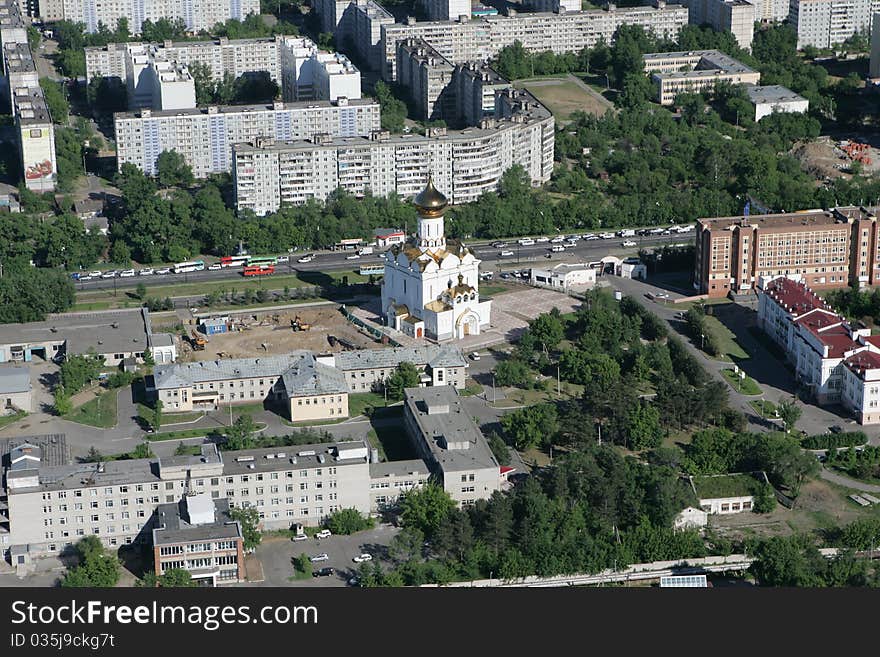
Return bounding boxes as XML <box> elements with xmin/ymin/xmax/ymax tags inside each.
<box><xmin>491</xmin><ymin>374</ymin><xmax>496</xmax><ymax>405</ymax></box>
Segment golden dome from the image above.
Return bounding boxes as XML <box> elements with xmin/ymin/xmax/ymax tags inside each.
<box><xmin>413</xmin><ymin>175</ymin><xmax>448</xmax><ymax>217</ymax></box>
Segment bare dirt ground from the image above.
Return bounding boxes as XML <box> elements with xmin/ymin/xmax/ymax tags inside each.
<box><xmin>793</xmin><ymin>136</ymin><xmax>880</xmax><ymax>180</ymax></box>
<box><xmin>179</xmin><ymin>307</ymin><xmax>383</xmax><ymax>362</ymax></box>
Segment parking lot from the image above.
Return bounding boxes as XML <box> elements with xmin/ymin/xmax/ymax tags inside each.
<box><xmin>249</xmin><ymin>524</ymin><xmax>400</xmax><ymax>587</ymax></box>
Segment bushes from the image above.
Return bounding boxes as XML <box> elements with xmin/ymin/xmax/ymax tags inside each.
<box><xmin>800</xmin><ymin>431</ymin><xmax>867</xmax><ymax>450</ymax></box>
<box><xmin>325</xmin><ymin>508</ymin><xmax>375</xmax><ymax>535</ymax></box>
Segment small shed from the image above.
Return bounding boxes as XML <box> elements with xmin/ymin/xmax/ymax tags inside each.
<box><xmin>122</xmin><ymin>357</ymin><xmax>138</xmax><ymax>373</ymax></box>
<box><xmin>201</xmin><ymin>317</ymin><xmax>229</xmax><ymax>335</ymax></box>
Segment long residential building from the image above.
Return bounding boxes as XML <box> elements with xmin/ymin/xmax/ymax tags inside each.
<box><xmin>757</xmin><ymin>276</ymin><xmax>880</xmax><ymax>424</ymax></box>
<box><xmin>693</xmin><ymin>206</ymin><xmax>880</xmax><ymax>298</ymax></box>
<box><xmin>1</xmin><ymin>1</ymin><xmax>56</xmax><ymax>192</ymax></box>
<box><xmin>643</xmin><ymin>50</ymin><xmax>761</xmax><ymax>105</ymax></box>
<box><xmin>37</xmin><ymin>0</ymin><xmax>260</xmax><ymax>35</ymax></box>
<box><xmin>789</xmin><ymin>0</ymin><xmax>880</xmax><ymax>49</ymax></box>
<box><xmin>114</xmin><ymin>97</ymin><xmax>381</xmax><ymax>177</ymax></box>
<box><xmin>378</xmin><ymin>2</ymin><xmax>689</xmax><ymax>80</ymax></box>
<box><xmin>233</xmin><ymin>88</ymin><xmax>554</xmax><ymax>214</ymax></box>
<box><xmin>86</xmin><ymin>35</ymin><xmax>361</xmax><ymax>107</ymax></box>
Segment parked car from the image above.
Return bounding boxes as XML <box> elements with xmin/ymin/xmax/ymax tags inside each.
<box><xmin>584</xmin><ymin>234</ymin><xmax>599</xmax><ymax>240</ymax></box>
<box><xmin>138</xmin><ymin>268</ymin><xmax>154</xmax><ymax>276</ymax></box>
<box><xmin>315</xmin><ymin>529</ymin><xmax>332</xmax><ymax>539</ymax></box>
<box><xmin>491</xmin><ymin>242</ymin><xmax>508</xmax><ymax>248</ymax></box>
<box><xmin>208</xmin><ymin>263</ymin><xmax>222</xmax><ymax>270</ymax></box>
<box><xmin>347</xmin><ymin>577</ymin><xmax>360</xmax><ymax>586</ymax></box>
<box><xmin>88</xmin><ymin>271</ymin><xmax>102</xmax><ymax>277</ymax></box>
<box><xmin>352</xmin><ymin>553</ymin><xmax>373</xmax><ymax>563</ymax></box>
<box><xmin>470</xmin><ymin>352</ymin><xmax>481</xmax><ymax>361</ymax></box>
<box><xmin>291</xmin><ymin>533</ymin><xmax>308</xmax><ymax>542</ymax></box>
<box><xmin>550</xmin><ymin>236</ymin><xmax>565</xmax><ymax>243</ymax></box>
<box><xmin>535</xmin><ymin>236</ymin><xmax>550</xmax><ymax>243</ymax></box>
<box><xmin>309</xmin><ymin>553</ymin><xmax>329</xmax><ymax>563</ymax></box>
<box><xmin>79</xmin><ymin>275</ymin><xmax>94</xmax><ymax>281</ymax></box>
<box><xmin>277</xmin><ymin>255</ymin><xmax>289</xmax><ymax>263</ymax></box>
<box><xmin>155</xmin><ymin>268</ymin><xmax>171</xmax><ymax>275</ymax></box>
<box><xmin>298</xmin><ymin>254</ymin><xmax>315</xmax><ymax>263</ymax></box>
<box><xmin>500</xmin><ymin>272</ymin><xmax>511</xmax><ymax>279</ymax></box>
<box><xmin>101</xmin><ymin>271</ymin><xmax>118</xmax><ymax>279</ymax></box>
<box><xmin>828</xmin><ymin>425</ymin><xmax>843</xmax><ymax>434</ymax></box>
<box><xmin>313</xmin><ymin>567</ymin><xmax>334</xmax><ymax>577</ymax></box>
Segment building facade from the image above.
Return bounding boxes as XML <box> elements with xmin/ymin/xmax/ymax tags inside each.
<box><xmin>643</xmin><ymin>50</ymin><xmax>761</xmax><ymax>105</ymax></box>
<box><xmin>746</xmin><ymin>84</ymin><xmax>809</xmax><ymax>121</ymax></box>
<box><xmin>114</xmin><ymin>97</ymin><xmax>381</xmax><ymax>178</ymax></box>
<box><xmin>382</xmin><ymin>178</ymin><xmax>492</xmax><ymax>341</ymax></box>
<box><xmin>396</xmin><ymin>39</ymin><xmax>456</xmax><ymax>121</ymax></box>
<box><xmin>0</xmin><ymin>366</ymin><xmax>31</xmax><ymax>413</ymax></box>
<box><xmin>680</xmin><ymin>0</ymin><xmax>755</xmax><ymax>50</ymax></box>
<box><xmin>424</xmin><ymin>0</ymin><xmax>472</xmax><ymax>21</ymax></box>
<box><xmin>789</xmin><ymin>0</ymin><xmax>880</xmax><ymax>49</ymax></box>
<box><xmin>870</xmin><ymin>12</ymin><xmax>880</xmax><ymax>78</ymax></box>
<box><xmin>693</xmin><ymin>206</ymin><xmax>880</xmax><ymax>298</ymax></box>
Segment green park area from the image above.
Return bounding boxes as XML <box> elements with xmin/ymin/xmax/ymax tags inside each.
<box><xmin>516</xmin><ymin>77</ymin><xmax>611</xmax><ymax>122</ymax></box>
<box><xmin>64</xmin><ymin>389</ymin><xmax>118</xmax><ymax>428</ymax></box>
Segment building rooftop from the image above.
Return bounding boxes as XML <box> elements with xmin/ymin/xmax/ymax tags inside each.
<box><xmin>843</xmin><ymin>350</ymin><xmax>880</xmax><ymax>379</ymax></box>
<box><xmin>115</xmin><ymin>97</ymin><xmax>378</xmax><ymax>120</ymax></box>
<box><xmin>374</xmin><ymin>227</ymin><xmax>404</xmax><ymax>237</ymax></box>
<box><xmin>0</xmin><ymin>365</ymin><xmax>30</xmax><ymax>394</ymax></box>
<box><xmin>369</xmin><ymin>459</ymin><xmax>430</xmax><ymax>478</ymax></box>
<box><xmin>692</xmin><ymin>472</ymin><xmax>767</xmax><ymax>499</ymax></box>
<box><xmin>330</xmin><ymin>344</ymin><xmax>468</xmax><ymax>371</ymax></box>
<box><xmin>698</xmin><ymin>208</ymin><xmax>850</xmax><ymax>232</ymax></box>
<box><xmin>404</xmin><ymin>386</ymin><xmax>498</xmax><ymax>474</ymax></box>
<box><xmin>643</xmin><ymin>49</ymin><xmax>757</xmax><ymax>75</ymax></box>
<box><xmin>152</xmin><ymin>497</ymin><xmax>242</xmax><ymax>545</ymax></box>
<box><xmin>0</xmin><ymin>309</ymin><xmax>149</xmax><ymax>356</ymax></box>
<box><xmin>745</xmin><ymin>84</ymin><xmax>807</xmax><ymax>105</ymax></box>
<box><xmin>1</xmin><ymin>434</ymin><xmax>68</xmax><ymax>471</ymax></box>
<box><xmin>762</xmin><ymin>277</ymin><xmax>830</xmax><ymax>317</ymax></box>
<box><xmin>222</xmin><ymin>441</ymin><xmax>370</xmax><ymax>477</ymax></box>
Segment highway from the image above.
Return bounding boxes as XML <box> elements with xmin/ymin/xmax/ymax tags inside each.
<box><xmin>73</xmin><ymin>232</ymin><xmax>692</xmax><ymax>293</ymax></box>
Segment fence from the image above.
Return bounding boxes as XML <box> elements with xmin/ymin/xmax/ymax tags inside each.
<box><xmin>339</xmin><ymin>305</ymin><xmax>402</xmax><ymax>347</ymax></box>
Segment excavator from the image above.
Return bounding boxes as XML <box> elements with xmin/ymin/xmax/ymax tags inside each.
<box><xmin>189</xmin><ymin>330</ymin><xmax>208</xmax><ymax>350</ymax></box>
<box><xmin>291</xmin><ymin>315</ymin><xmax>311</xmax><ymax>332</ymax></box>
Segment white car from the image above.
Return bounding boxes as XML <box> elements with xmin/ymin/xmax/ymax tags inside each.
<box><xmin>551</xmin><ymin>245</ymin><xmax>565</xmax><ymax>252</ymax></box>
<box><xmin>346</xmin><ymin>253</ymin><xmax>361</xmax><ymax>260</ymax></box>
<box><xmin>101</xmin><ymin>271</ymin><xmax>117</xmax><ymax>279</ymax></box>
<box><xmin>585</xmin><ymin>234</ymin><xmax>600</xmax><ymax>241</ymax></box>
<box><xmin>155</xmin><ymin>268</ymin><xmax>171</xmax><ymax>275</ymax></box>
<box><xmin>316</xmin><ymin>529</ymin><xmax>332</xmax><ymax>539</ymax></box>
<box><xmin>535</xmin><ymin>237</ymin><xmax>550</xmax><ymax>243</ymax></box>
<box><xmin>88</xmin><ymin>271</ymin><xmax>102</xmax><ymax>278</ymax></box>
<box><xmin>622</xmin><ymin>240</ymin><xmax>637</xmax><ymax>248</ymax></box>
<box><xmin>470</xmin><ymin>352</ymin><xmax>480</xmax><ymax>361</ymax></box>
<box><xmin>119</xmin><ymin>269</ymin><xmax>135</xmax><ymax>277</ymax></box>
<box><xmin>499</xmin><ymin>250</ymin><xmax>514</xmax><ymax>257</ymax></box>
<box><xmin>298</xmin><ymin>255</ymin><xmax>314</xmax><ymax>263</ymax></box>
<box><xmin>352</xmin><ymin>553</ymin><xmax>373</xmax><ymax>563</ymax></box>
<box><xmin>518</xmin><ymin>238</ymin><xmax>535</xmax><ymax>246</ymax></box>
<box><xmin>208</xmin><ymin>263</ymin><xmax>222</xmax><ymax>270</ymax></box>
<box><xmin>277</xmin><ymin>255</ymin><xmax>289</xmax><ymax>263</ymax></box>
<box><xmin>309</xmin><ymin>553</ymin><xmax>329</xmax><ymax>563</ymax></box>
<box><xmin>291</xmin><ymin>534</ymin><xmax>309</xmax><ymax>542</ymax></box>
<box><xmin>600</xmin><ymin>233</ymin><xmax>615</xmax><ymax>239</ymax></box>
<box><xmin>550</xmin><ymin>236</ymin><xmax>565</xmax><ymax>243</ymax></box>
<box><xmin>138</xmin><ymin>268</ymin><xmax>154</xmax><ymax>276</ymax></box>
<box><xmin>79</xmin><ymin>275</ymin><xmax>94</xmax><ymax>281</ymax></box>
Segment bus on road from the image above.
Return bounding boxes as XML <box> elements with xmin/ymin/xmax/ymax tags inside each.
<box><xmin>220</xmin><ymin>255</ymin><xmax>249</xmax><ymax>268</ymax></box>
<box><xmin>359</xmin><ymin>264</ymin><xmax>384</xmax><ymax>275</ymax></box>
<box><xmin>243</xmin><ymin>265</ymin><xmax>275</xmax><ymax>277</ymax></box>
<box><xmin>247</xmin><ymin>256</ymin><xmax>278</xmax><ymax>267</ymax></box>
<box><xmin>173</xmin><ymin>260</ymin><xmax>205</xmax><ymax>274</ymax></box>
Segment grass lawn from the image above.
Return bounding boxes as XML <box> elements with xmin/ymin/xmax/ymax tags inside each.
<box><xmin>64</xmin><ymin>389</ymin><xmax>119</xmax><ymax>428</ymax></box>
<box><xmin>460</xmin><ymin>379</ymin><xmax>484</xmax><ymax>397</ymax></box>
<box><xmin>520</xmin><ymin>447</ymin><xmax>552</xmax><ymax>468</ymax></box>
<box><xmin>721</xmin><ymin>369</ymin><xmax>762</xmax><ymax>395</ymax></box>
<box><xmin>703</xmin><ymin>315</ymin><xmax>749</xmax><ymax>361</ymax></box>
<box><xmin>136</xmin><ymin>403</ymin><xmax>203</xmax><ymax>425</ymax></box>
<box><xmin>348</xmin><ymin>391</ymin><xmax>389</xmax><ymax>418</ymax></box>
<box><xmin>749</xmin><ymin>399</ymin><xmax>779</xmax><ymax>418</ymax></box>
<box><xmin>692</xmin><ymin>473</ymin><xmax>766</xmax><ymax>498</ymax></box>
<box><xmin>516</xmin><ymin>78</ymin><xmax>609</xmax><ymax>120</ymax></box>
<box><xmin>479</xmin><ymin>284</ymin><xmax>512</xmax><ymax>297</ymax></box>
<box><xmin>0</xmin><ymin>410</ymin><xmax>27</xmax><ymax>430</ymax></box>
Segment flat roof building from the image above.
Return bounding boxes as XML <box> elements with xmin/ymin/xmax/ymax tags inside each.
<box><xmin>0</xmin><ymin>365</ymin><xmax>31</xmax><ymax>414</ymax></box>
<box><xmin>643</xmin><ymin>50</ymin><xmax>761</xmax><ymax>105</ymax></box>
<box><xmin>745</xmin><ymin>84</ymin><xmax>809</xmax><ymax>121</ymax></box>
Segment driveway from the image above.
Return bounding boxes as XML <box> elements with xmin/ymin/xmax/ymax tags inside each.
<box><xmin>247</xmin><ymin>524</ymin><xmax>400</xmax><ymax>587</ymax></box>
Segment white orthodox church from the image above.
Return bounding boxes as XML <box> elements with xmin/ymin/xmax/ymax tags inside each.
<box><xmin>381</xmin><ymin>178</ymin><xmax>492</xmax><ymax>341</ymax></box>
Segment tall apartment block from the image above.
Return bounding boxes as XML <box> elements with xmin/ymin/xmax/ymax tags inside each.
<box><xmin>424</xmin><ymin>0</ymin><xmax>472</xmax><ymax>21</ymax></box>
<box><xmin>747</xmin><ymin>0</ymin><xmax>789</xmax><ymax>21</ymax></box>
<box><xmin>643</xmin><ymin>50</ymin><xmax>761</xmax><ymax>105</ymax></box>
<box><xmin>43</xmin><ymin>0</ymin><xmax>260</xmax><ymax>35</ymax></box>
<box><xmin>870</xmin><ymin>12</ymin><xmax>880</xmax><ymax>78</ymax></box>
<box><xmin>693</xmin><ymin>206</ymin><xmax>880</xmax><ymax>297</ymax></box>
<box><xmin>1</xmin><ymin>1</ymin><xmax>56</xmax><ymax>192</ymax></box>
<box><xmin>379</xmin><ymin>3</ymin><xmax>689</xmax><ymax>80</ymax></box>
<box><xmin>87</xmin><ymin>35</ymin><xmax>361</xmax><ymax>108</ymax></box>
<box><xmin>114</xmin><ymin>97</ymin><xmax>381</xmax><ymax>178</ymax></box>
<box><xmin>789</xmin><ymin>0</ymin><xmax>880</xmax><ymax>49</ymax></box>
<box><xmin>525</xmin><ymin>0</ymin><xmax>582</xmax><ymax>12</ymax></box>
<box><xmin>396</xmin><ymin>39</ymin><xmax>456</xmax><ymax>121</ymax></box>
<box><xmin>456</xmin><ymin>62</ymin><xmax>511</xmax><ymax>127</ymax></box>
<box><xmin>680</xmin><ymin>0</ymin><xmax>755</xmax><ymax>50</ymax></box>
<box><xmin>232</xmin><ymin>88</ymin><xmax>554</xmax><ymax>214</ymax></box>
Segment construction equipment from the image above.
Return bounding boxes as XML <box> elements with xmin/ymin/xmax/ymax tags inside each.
<box><xmin>292</xmin><ymin>315</ymin><xmax>311</xmax><ymax>332</ymax></box>
<box><xmin>189</xmin><ymin>330</ymin><xmax>208</xmax><ymax>350</ymax></box>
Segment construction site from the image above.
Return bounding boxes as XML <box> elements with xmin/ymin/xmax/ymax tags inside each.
<box><xmin>794</xmin><ymin>136</ymin><xmax>880</xmax><ymax>180</ymax></box>
<box><xmin>167</xmin><ymin>304</ymin><xmax>385</xmax><ymax>362</ymax></box>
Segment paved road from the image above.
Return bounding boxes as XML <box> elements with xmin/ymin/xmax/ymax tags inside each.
<box><xmin>819</xmin><ymin>467</ymin><xmax>880</xmax><ymax>493</ymax></box>
<box><xmin>72</xmin><ymin>232</ymin><xmax>689</xmax><ymax>293</ymax></box>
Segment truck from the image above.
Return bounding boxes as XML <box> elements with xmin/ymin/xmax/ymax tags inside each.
<box><xmin>359</xmin><ymin>246</ymin><xmax>374</xmax><ymax>255</ymax></box>
<box><xmin>618</xmin><ymin>229</ymin><xmax>636</xmax><ymax>238</ymax></box>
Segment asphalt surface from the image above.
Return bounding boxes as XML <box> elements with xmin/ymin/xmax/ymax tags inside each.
<box><xmin>72</xmin><ymin>232</ymin><xmax>690</xmax><ymax>293</ymax></box>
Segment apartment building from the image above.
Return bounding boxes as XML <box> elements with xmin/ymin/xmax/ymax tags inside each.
<box><xmin>749</xmin><ymin>0</ymin><xmax>790</xmax><ymax>21</ymax></box>
<box><xmin>233</xmin><ymin>89</ymin><xmax>553</xmax><ymax>213</ymax></box>
<box><xmin>402</xmin><ymin>386</ymin><xmax>501</xmax><ymax>507</ymax></box>
<box><xmin>693</xmin><ymin>206</ymin><xmax>880</xmax><ymax>298</ymax></box>
<box><xmin>368</xmin><ymin>460</ymin><xmax>430</xmax><ymax>511</ymax></box>
<box><xmin>349</xmin><ymin>0</ymin><xmax>396</xmax><ymax>72</ymax></box>
<box><xmin>424</xmin><ymin>0</ymin><xmax>472</xmax><ymax>21</ymax></box>
<box><xmin>789</xmin><ymin>0</ymin><xmax>880</xmax><ymax>49</ymax></box>
<box><xmin>114</xmin><ymin>97</ymin><xmax>381</xmax><ymax>178</ymax></box>
<box><xmin>525</xmin><ymin>0</ymin><xmax>582</xmax><ymax>12</ymax></box>
<box><xmin>322</xmin><ymin>344</ymin><xmax>469</xmax><ymax>392</ymax></box>
<box><xmin>870</xmin><ymin>12</ymin><xmax>880</xmax><ymax>78</ymax></box>
<box><xmin>152</xmin><ymin>495</ymin><xmax>245</xmax><ymax>585</ymax></box>
<box><xmin>1</xmin><ymin>1</ymin><xmax>56</xmax><ymax>192</ymax></box>
<box><xmin>48</xmin><ymin>0</ymin><xmax>260</xmax><ymax>35</ymax></box>
<box><xmin>87</xmin><ymin>36</ymin><xmax>361</xmax><ymax>108</ymax></box>
<box><xmin>680</xmin><ymin>0</ymin><xmax>755</xmax><ymax>50</ymax></box>
<box><xmin>456</xmin><ymin>62</ymin><xmax>511</xmax><ymax>127</ymax></box>
<box><xmin>643</xmin><ymin>50</ymin><xmax>761</xmax><ymax>105</ymax></box>
<box><xmin>379</xmin><ymin>3</ymin><xmax>688</xmax><ymax>80</ymax></box>
<box><xmin>396</xmin><ymin>39</ymin><xmax>456</xmax><ymax>121</ymax></box>
<box><xmin>757</xmin><ymin>276</ymin><xmax>880</xmax><ymax>422</ymax></box>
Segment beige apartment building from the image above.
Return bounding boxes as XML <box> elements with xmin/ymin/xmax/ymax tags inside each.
<box><xmin>694</xmin><ymin>206</ymin><xmax>880</xmax><ymax>297</ymax></box>
<box><xmin>643</xmin><ymin>50</ymin><xmax>761</xmax><ymax>105</ymax></box>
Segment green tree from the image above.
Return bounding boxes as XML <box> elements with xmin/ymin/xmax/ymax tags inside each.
<box><xmin>374</xmin><ymin>81</ymin><xmax>407</xmax><ymax>133</ymax></box>
<box><xmin>54</xmin><ymin>387</ymin><xmax>73</xmax><ymax>416</ymax></box>
<box><xmin>135</xmin><ymin>282</ymin><xmax>147</xmax><ymax>300</ymax></box>
<box><xmin>60</xmin><ymin>352</ymin><xmax>104</xmax><ymax>393</ymax></box>
<box><xmin>501</xmin><ymin>403</ymin><xmax>558</xmax><ymax>451</ymax></box>
<box><xmin>626</xmin><ymin>402</ymin><xmax>662</xmax><ymax>450</ymax></box>
<box><xmin>85</xmin><ymin>446</ymin><xmax>104</xmax><ymax>463</ymax></box>
<box><xmin>155</xmin><ymin>150</ymin><xmax>194</xmax><ymax>188</ymax></box>
<box><xmin>294</xmin><ymin>552</ymin><xmax>313</xmax><ymax>577</ymax></box>
<box><xmin>229</xmin><ymin>506</ymin><xmax>261</xmax><ymax>551</ymax></box>
<box><xmin>326</xmin><ymin>508</ymin><xmax>374</xmax><ymax>535</ymax></box>
<box><xmin>388</xmin><ymin>526</ymin><xmax>425</xmax><ymax>564</ymax></box>
<box><xmin>385</xmin><ymin>361</ymin><xmax>421</xmax><ymax>400</ymax></box>
<box><xmin>130</xmin><ymin>442</ymin><xmax>154</xmax><ymax>459</ymax></box>
<box><xmin>488</xmin><ymin>433</ymin><xmax>511</xmax><ymax>465</ymax></box>
<box><xmin>494</xmin><ymin>358</ymin><xmax>532</xmax><ymax>388</ymax></box>
<box><xmin>158</xmin><ymin>568</ymin><xmax>197</xmax><ymax>587</ymax></box>
<box><xmin>777</xmin><ymin>398</ymin><xmax>802</xmax><ymax>434</ymax></box>
<box><xmin>400</xmin><ymin>483</ymin><xmax>456</xmax><ymax>538</ymax></box>
<box><xmin>748</xmin><ymin>535</ymin><xmax>826</xmax><ymax>587</ymax></box>
<box><xmin>528</xmin><ymin>309</ymin><xmax>565</xmax><ymax>353</ymax></box>
<box><xmin>39</xmin><ymin>78</ymin><xmax>70</xmax><ymax>124</ymax></box>
<box><xmin>152</xmin><ymin>399</ymin><xmax>163</xmax><ymax>432</ymax></box>
<box><xmin>753</xmin><ymin>483</ymin><xmax>777</xmax><ymax>513</ymax></box>
<box><xmin>225</xmin><ymin>413</ymin><xmax>258</xmax><ymax>450</ymax></box>
<box><xmin>61</xmin><ymin>535</ymin><xmax>120</xmax><ymax>587</ymax></box>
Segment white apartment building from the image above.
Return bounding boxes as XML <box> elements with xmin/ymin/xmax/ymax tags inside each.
<box><xmin>680</xmin><ymin>0</ymin><xmax>755</xmax><ymax>50</ymax></box>
<box><xmin>643</xmin><ymin>50</ymin><xmax>761</xmax><ymax>105</ymax></box>
<box><xmin>87</xmin><ymin>36</ymin><xmax>361</xmax><ymax>108</ymax></box>
<box><xmin>397</xmin><ymin>39</ymin><xmax>456</xmax><ymax>121</ymax></box>
<box><xmin>749</xmin><ymin>0</ymin><xmax>790</xmax><ymax>20</ymax></box>
<box><xmin>746</xmin><ymin>84</ymin><xmax>809</xmax><ymax>120</ymax></box>
<box><xmin>525</xmin><ymin>0</ymin><xmax>582</xmax><ymax>12</ymax></box>
<box><xmin>789</xmin><ymin>0</ymin><xmax>880</xmax><ymax>49</ymax></box>
<box><xmin>870</xmin><ymin>12</ymin><xmax>879</xmax><ymax>77</ymax></box>
<box><xmin>233</xmin><ymin>89</ymin><xmax>554</xmax><ymax>213</ymax></box>
<box><xmin>53</xmin><ymin>0</ymin><xmax>260</xmax><ymax>35</ymax></box>
<box><xmin>114</xmin><ymin>97</ymin><xmax>381</xmax><ymax>178</ymax></box>
<box><xmin>757</xmin><ymin>276</ymin><xmax>880</xmax><ymax>423</ymax></box>
<box><xmin>350</xmin><ymin>0</ymin><xmax>396</xmax><ymax>72</ymax></box>
<box><xmin>424</xmin><ymin>0</ymin><xmax>472</xmax><ymax>21</ymax></box>
<box><xmin>380</xmin><ymin>3</ymin><xmax>689</xmax><ymax>80</ymax></box>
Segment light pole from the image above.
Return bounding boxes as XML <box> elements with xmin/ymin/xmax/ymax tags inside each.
<box><xmin>701</xmin><ymin>333</ymin><xmax>705</xmax><ymax>350</ymax></box>
<box><xmin>491</xmin><ymin>374</ymin><xmax>496</xmax><ymax>405</ymax></box>
<box><xmin>556</xmin><ymin>364</ymin><xmax>560</xmax><ymax>396</ymax></box>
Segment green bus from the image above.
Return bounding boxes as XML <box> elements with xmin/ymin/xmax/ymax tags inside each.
<box><xmin>247</xmin><ymin>256</ymin><xmax>278</xmax><ymax>267</ymax></box>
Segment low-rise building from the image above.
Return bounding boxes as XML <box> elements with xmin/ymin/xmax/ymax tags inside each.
<box><xmin>643</xmin><ymin>50</ymin><xmax>761</xmax><ymax>105</ymax></box>
<box><xmin>673</xmin><ymin>506</ymin><xmax>709</xmax><ymax>530</ymax></box>
<box><xmin>691</xmin><ymin>472</ymin><xmax>767</xmax><ymax>514</ymax></box>
<box><xmin>746</xmin><ymin>85</ymin><xmax>809</xmax><ymax>121</ymax></box>
<box><xmin>368</xmin><ymin>460</ymin><xmax>431</xmax><ymax>512</ymax></box>
<box><xmin>402</xmin><ymin>386</ymin><xmax>501</xmax><ymax>507</ymax></box>
<box><xmin>322</xmin><ymin>344</ymin><xmax>469</xmax><ymax>392</ymax></box>
<box><xmin>374</xmin><ymin>227</ymin><xmax>406</xmax><ymax>248</ymax></box>
<box><xmin>152</xmin><ymin>495</ymin><xmax>244</xmax><ymax>586</ymax></box>
<box><xmin>0</xmin><ymin>365</ymin><xmax>31</xmax><ymax>414</ymax></box>
<box><xmin>530</xmin><ymin>263</ymin><xmax>597</xmax><ymax>291</ymax></box>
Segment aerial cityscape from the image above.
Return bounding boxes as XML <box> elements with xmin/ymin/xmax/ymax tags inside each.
<box><xmin>0</xmin><ymin>0</ymin><xmax>879</xmax><ymax>592</ymax></box>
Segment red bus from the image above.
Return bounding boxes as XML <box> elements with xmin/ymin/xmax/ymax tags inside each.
<box><xmin>243</xmin><ymin>265</ymin><xmax>275</xmax><ymax>277</ymax></box>
<box><xmin>220</xmin><ymin>255</ymin><xmax>249</xmax><ymax>268</ymax></box>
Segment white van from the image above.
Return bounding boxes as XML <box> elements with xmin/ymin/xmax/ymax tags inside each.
<box><xmin>518</xmin><ymin>238</ymin><xmax>535</xmax><ymax>246</ymax></box>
